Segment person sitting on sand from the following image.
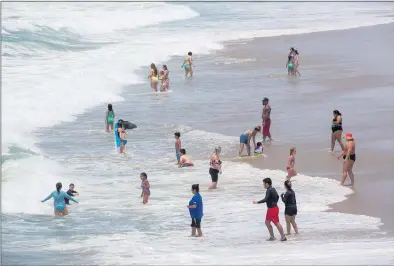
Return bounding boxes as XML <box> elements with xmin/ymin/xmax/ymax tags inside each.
<box><xmin>239</xmin><ymin>126</ymin><xmax>261</xmax><ymax>157</ymax></box>
<box><xmin>179</xmin><ymin>149</ymin><xmax>194</xmax><ymax>167</ymax></box>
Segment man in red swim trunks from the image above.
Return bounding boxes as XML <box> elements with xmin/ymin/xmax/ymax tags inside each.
<box><xmin>253</xmin><ymin>178</ymin><xmax>287</xmax><ymax>241</ymax></box>
<box><xmin>262</xmin><ymin>98</ymin><xmax>273</xmax><ymax>143</ymax></box>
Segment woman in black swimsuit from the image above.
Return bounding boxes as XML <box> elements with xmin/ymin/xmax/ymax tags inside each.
<box><xmin>281</xmin><ymin>180</ymin><xmax>299</xmax><ymax>235</ymax></box>
<box><xmin>331</xmin><ymin>110</ymin><xmax>345</xmax><ymax>152</ymax></box>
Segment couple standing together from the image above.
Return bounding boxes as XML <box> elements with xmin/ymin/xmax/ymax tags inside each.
<box><xmin>149</xmin><ymin>64</ymin><xmax>170</xmax><ymax>92</ymax></box>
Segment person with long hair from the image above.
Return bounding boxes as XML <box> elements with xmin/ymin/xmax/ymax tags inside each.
<box><xmin>162</xmin><ymin>65</ymin><xmax>170</xmax><ymax>88</ymax></box>
<box><xmin>41</xmin><ymin>182</ymin><xmax>79</xmax><ymax>216</ymax></box>
<box><xmin>281</xmin><ymin>180</ymin><xmax>299</xmax><ymax>235</ymax></box>
<box><xmin>331</xmin><ymin>110</ymin><xmax>345</xmax><ymax>152</ymax></box>
<box><xmin>149</xmin><ymin>63</ymin><xmax>159</xmax><ymax>92</ymax></box>
<box><xmin>294</xmin><ymin>50</ymin><xmax>301</xmax><ymax>76</ymax></box>
<box><xmin>105</xmin><ymin>103</ymin><xmax>115</xmax><ymax>132</ymax></box>
<box><xmin>209</xmin><ymin>146</ymin><xmax>222</xmax><ymax>189</ymax></box>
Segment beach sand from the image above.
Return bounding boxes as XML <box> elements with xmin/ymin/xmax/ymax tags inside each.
<box><xmin>218</xmin><ymin>23</ymin><xmax>394</xmax><ymax>233</ymax></box>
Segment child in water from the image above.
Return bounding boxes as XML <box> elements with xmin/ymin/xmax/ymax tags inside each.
<box><xmin>286</xmin><ymin>147</ymin><xmax>297</xmax><ymax>180</ymax></box>
<box><xmin>254</xmin><ymin>142</ymin><xmax>264</xmax><ymax>155</ymax></box>
<box><xmin>175</xmin><ymin>132</ymin><xmax>181</xmax><ymax>164</ymax></box>
<box><xmin>140</xmin><ymin>172</ymin><xmax>150</xmax><ymax>204</ymax></box>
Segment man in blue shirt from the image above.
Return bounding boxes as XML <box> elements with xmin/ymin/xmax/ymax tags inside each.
<box><xmin>187</xmin><ymin>184</ymin><xmax>203</xmax><ymax>237</ymax></box>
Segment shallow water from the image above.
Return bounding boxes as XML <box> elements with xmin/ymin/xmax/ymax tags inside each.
<box><xmin>2</xmin><ymin>2</ymin><xmax>394</xmax><ymax>265</ymax></box>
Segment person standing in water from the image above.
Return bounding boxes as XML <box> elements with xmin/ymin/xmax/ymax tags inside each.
<box><xmin>159</xmin><ymin>70</ymin><xmax>169</xmax><ymax>92</ymax></box>
<box><xmin>262</xmin><ymin>98</ymin><xmax>273</xmax><ymax>143</ymax></box>
<box><xmin>339</xmin><ymin>133</ymin><xmax>356</xmax><ymax>187</ymax></box>
<box><xmin>175</xmin><ymin>132</ymin><xmax>181</xmax><ymax>164</ymax></box>
<box><xmin>140</xmin><ymin>172</ymin><xmax>150</xmax><ymax>204</ymax></box>
<box><xmin>286</xmin><ymin>147</ymin><xmax>297</xmax><ymax>181</ymax></box>
<box><xmin>118</xmin><ymin>122</ymin><xmax>127</xmax><ymax>154</ymax></box>
<box><xmin>149</xmin><ymin>63</ymin><xmax>159</xmax><ymax>92</ymax></box>
<box><xmin>182</xmin><ymin>52</ymin><xmax>193</xmax><ymax>78</ymax></box>
<box><xmin>286</xmin><ymin>55</ymin><xmax>295</xmax><ymax>76</ymax></box>
<box><xmin>239</xmin><ymin>126</ymin><xmax>261</xmax><ymax>157</ymax></box>
<box><xmin>281</xmin><ymin>180</ymin><xmax>299</xmax><ymax>235</ymax></box>
<box><xmin>65</xmin><ymin>183</ymin><xmax>79</xmax><ymax>205</ymax></box>
<box><xmin>294</xmin><ymin>50</ymin><xmax>301</xmax><ymax>76</ymax></box>
<box><xmin>253</xmin><ymin>178</ymin><xmax>287</xmax><ymax>241</ymax></box>
<box><xmin>331</xmin><ymin>110</ymin><xmax>345</xmax><ymax>152</ymax></box>
<box><xmin>179</xmin><ymin>149</ymin><xmax>194</xmax><ymax>167</ymax></box>
<box><xmin>209</xmin><ymin>146</ymin><xmax>222</xmax><ymax>189</ymax></box>
<box><xmin>105</xmin><ymin>104</ymin><xmax>115</xmax><ymax>132</ymax></box>
<box><xmin>163</xmin><ymin>65</ymin><xmax>170</xmax><ymax>89</ymax></box>
<box><xmin>187</xmin><ymin>184</ymin><xmax>203</xmax><ymax>237</ymax></box>
<box><xmin>41</xmin><ymin>182</ymin><xmax>78</xmax><ymax>216</ymax></box>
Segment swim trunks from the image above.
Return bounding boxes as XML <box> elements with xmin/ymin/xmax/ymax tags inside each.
<box><xmin>262</xmin><ymin>119</ymin><xmax>271</xmax><ymax>137</ymax></box>
<box><xmin>209</xmin><ymin>168</ymin><xmax>219</xmax><ymax>183</ymax></box>
<box><xmin>175</xmin><ymin>150</ymin><xmax>180</xmax><ymax>162</ymax></box>
<box><xmin>240</xmin><ymin>132</ymin><xmax>248</xmax><ymax>144</ymax></box>
<box><xmin>191</xmin><ymin>218</ymin><xmax>201</xmax><ymax>228</ymax></box>
<box><xmin>266</xmin><ymin>206</ymin><xmax>280</xmax><ymax>223</ymax></box>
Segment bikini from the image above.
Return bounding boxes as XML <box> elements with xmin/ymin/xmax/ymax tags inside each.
<box><xmin>286</xmin><ymin>156</ymin><xmax>295</xmax><ymax>170</ymax></box>
<box><xmin>343</xmin><ymin>140</ymin><xmax>356</xmax><ymax>162</ymax></box>
<box><xmin>332</xmin><ymin>116</ymin><xmax>343</xmax><ymax>133</ymax></box>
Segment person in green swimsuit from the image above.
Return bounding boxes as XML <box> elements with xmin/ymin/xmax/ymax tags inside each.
<box><xmin>181</xmin><ymin>52</ymin><xmax>193</xmax><ymax>78</ymax></box>
<box><xmin>105</xmin><ymin>103</ymin><xmax>115</xmax><ymax>132</ymax></box>
<box><xmin>286</xmin><ymin>55</ymin><xmax>295</xmax><ymax>76</ymax></box>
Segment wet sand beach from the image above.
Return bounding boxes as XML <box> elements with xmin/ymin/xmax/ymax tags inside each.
<box><xmin>219</xmin><ymin>23</ymin><xmax>394</xmax><ymax>233</ymax></box>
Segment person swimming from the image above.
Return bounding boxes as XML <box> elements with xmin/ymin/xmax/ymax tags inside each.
<box><xmin>41</xmin><ymin>182</ymin><xmax>78</xmax><ymax>216</ymax></box>
<box><xmin>286</xmin><ymin>147</ymin><xmax>297</xmax><ymax>181</ymax></box>
<box><xmin>179</xmin><ymin>149</ymin><xmax>194</xmax><ymax>167</ymax></box>
<box><xmin>254</xmin><ymin>142</ymin><xmax>264</xmax><ymax>155</ymax></box>
<box><xmin>140</xmin><ymin>172</ymin><xmax>150</xmax><ymax>204</ymax></box>
<box><xmin>182</xmin><ymin>52</ymin><xmax>193</xmax><ymax>78</ymax></box>
<box><xmin>149</xmin><ymin>63</ymin><xmax>159</xmax><ymax>92</ymax></box>
<box><xmin>105</xmin><ymin>103</ymin><xmax>115</xmax><ymax>132</ymax></box>
<box><xmin>239</xmin><ymin>126</ymin><xmax>261</xmax><ymax>157</ymax></box>
<box><xmin>339</xmin><ymin>132</ymin><xmax>356</xmax><ymax>187</ymax></box>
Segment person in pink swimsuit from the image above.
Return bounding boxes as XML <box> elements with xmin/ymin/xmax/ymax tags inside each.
<box><xmin>286</xmin><ymin>147</ymin><xmax>297</xmax><ymax>180</ymax></box>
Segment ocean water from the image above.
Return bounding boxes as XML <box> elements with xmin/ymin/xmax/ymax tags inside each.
<box><xmin>2</xmin><ymin>2</ymin><xmax>394</xmax><ymax>265</ymax></box>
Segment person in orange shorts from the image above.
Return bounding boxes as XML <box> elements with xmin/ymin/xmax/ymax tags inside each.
<box><xmin>253</xmin><ymin>178</ymin><xmax>287</xmax><ymax>241</ymax></box>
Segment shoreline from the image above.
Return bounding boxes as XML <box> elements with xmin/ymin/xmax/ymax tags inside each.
<box><xmin>218</xmin><ymin>23</ymin><xmax>394</xmax><ymax>234</ymax></box>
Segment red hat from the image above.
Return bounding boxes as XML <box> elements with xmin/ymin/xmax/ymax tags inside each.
<box><xmin>345</xmin><ymin>133</ymin><xmax>354</xmax><ymax>140</ymax></box>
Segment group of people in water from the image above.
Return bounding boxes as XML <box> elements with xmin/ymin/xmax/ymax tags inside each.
<box><xmin>147</xmin><ymin>51</ymin><xmax>194</xmax><ymax>92</ymax></box>
<box><xmin>286</xmin><ymin>47</ymin><xmax>301</xmax><ymax>76</ymax></box>
<box><xmin>41</xmin><ymin>49</ymin><xmax>356</xmax><ymax>242</ymax></box>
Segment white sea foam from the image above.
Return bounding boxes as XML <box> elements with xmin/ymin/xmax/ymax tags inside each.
<box><xmin>37</xmin><ymin>156</ymin><xmax>392</xmax><ymax>264</ymax></box>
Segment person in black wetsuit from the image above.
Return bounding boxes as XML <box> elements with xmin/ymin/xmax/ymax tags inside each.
<box><xmin>65</xmin><ymin>183</ymin><xmax>79</xmax><ymax>205</ymax></box>
<box><xmin>253</xmin><ymin>178</ymin><xmax>287</xmax><ymax>241</ymax></box>
<box><xmin>281</xmin><ymin>180</ymin><xmax>299</xmax><ymax>235</ymax></box>
<box><xmin>331</xmin><ymin>110</ymin><xmax>345</xmax><ymax>152</ymax></box>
